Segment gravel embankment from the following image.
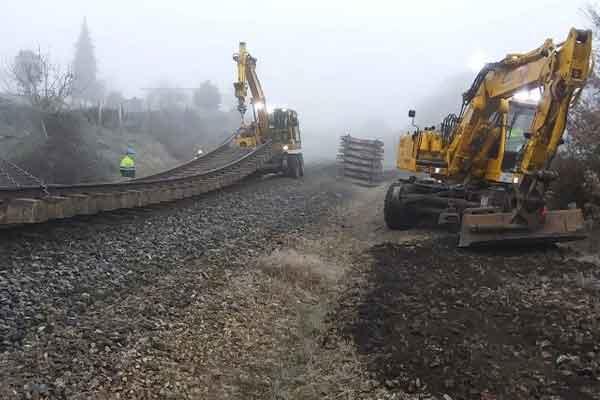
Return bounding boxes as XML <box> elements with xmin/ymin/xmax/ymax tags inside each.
<box><xmin>0</xmin><ymin>165</ymin><xmax>351</xmax><ymax>399</ymax></box>
<box><xmin>9</xmin><ymin>165</ymin><xmax>598</xmax><ymax>400</ymax></box>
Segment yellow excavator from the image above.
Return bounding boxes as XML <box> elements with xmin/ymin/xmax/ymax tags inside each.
<box><xmin>232</xmin><ymin>42</ymin><xmax>304</xmax><ymax>177</ymax></box>
<box><xmin>385</xmin><ymin>28</ymin><xmax>592</xmax><ymax>247</ymax></box>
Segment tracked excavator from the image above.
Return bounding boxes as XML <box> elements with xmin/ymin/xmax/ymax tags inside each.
<box><xmin>232</xmin><ymin>42</ymin><xmax>304</xmax><ymax>178</ymax></box>
<box><xmin>385</xmin><ymin>28</ymin><xmax>592</xmax><ymax>247</ymax></box>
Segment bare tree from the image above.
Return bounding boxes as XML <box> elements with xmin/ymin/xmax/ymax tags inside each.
<box><xmin>550</xmin><ymin>4</ymin><xmax>600</xmax><ymax>211</ymax></box>
<box><xmin>4</xmin><ymin>48</ymin><xmax>74</xmax><ymax>114</ymax></box>
<box><xmin>565</xmin><ymin>5</ymin><xmax>600</xmax><ymax>156</ymax></box>
<box><xmin>2</xmin><ymin>48</ymin><xmax>74</xmax><ymax>138</ymax></box>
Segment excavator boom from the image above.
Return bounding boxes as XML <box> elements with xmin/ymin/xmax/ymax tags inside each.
<box><xmin>233</xmin><ymin>42</ymin><xmax>270</xmax><ymax>143</ymax></box>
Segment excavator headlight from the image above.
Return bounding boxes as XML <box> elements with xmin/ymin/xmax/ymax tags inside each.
<box><xmin>283</xmin><ymin>145</ymin><xmax>289</xmax><ymax>151</ymax></box>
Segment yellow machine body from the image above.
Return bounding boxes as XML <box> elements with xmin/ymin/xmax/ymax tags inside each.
<box><xmin>397</xmin><ymin>129</ymin><xmax>446</xmax><ymax>175</ymax></box>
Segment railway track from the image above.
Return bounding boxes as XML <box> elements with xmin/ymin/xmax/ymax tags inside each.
<box><xmin>0</xmin><ymin>136</ymin><xmax>273</xmax><ymax>226</ymax></box>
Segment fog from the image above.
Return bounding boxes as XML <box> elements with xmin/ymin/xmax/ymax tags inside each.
<box><xmin>0</xmin><ymin>0</ymin><xmax>588</xmax><ymax>164</ymax></box>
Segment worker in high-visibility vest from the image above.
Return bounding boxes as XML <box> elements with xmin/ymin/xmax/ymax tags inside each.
<box><xmin>119</xmin><ymin>148</ymin><xmax>136</xmax><ymax>178</ymax></box>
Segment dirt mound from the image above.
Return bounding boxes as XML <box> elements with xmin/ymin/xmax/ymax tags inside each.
<box><xmin>337</xmin><ymin>237</ymin><xmax>600</xmax><ymax>399</ymax></box>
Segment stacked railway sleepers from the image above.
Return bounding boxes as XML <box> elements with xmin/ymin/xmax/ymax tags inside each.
<box><xmin>0</xmin><ymin>137</ymin><xmax>273</xmax><ymax>226</ymax></box>
<box><xmin>337</xmin><ymin>135</ymin><xmax>384</xmax><ymax>186</ymax></box>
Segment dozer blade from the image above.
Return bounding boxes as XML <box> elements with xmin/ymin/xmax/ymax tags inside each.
<box><xmin>459</xmin><ymin>209</ymin><xmax>587</xmax><ymax>248</ymax></box>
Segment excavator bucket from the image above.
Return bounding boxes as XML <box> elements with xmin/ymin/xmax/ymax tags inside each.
<box><xmin>459</xmin><ymin>209</ymin><xmax>587</xmax><ymax>248</ymax></box>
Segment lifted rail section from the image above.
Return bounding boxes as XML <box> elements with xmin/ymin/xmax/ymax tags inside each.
<box><xmin>0</xmin><ymin>137</ymin><xmax>273</xmax><ymax>226</ymax></box>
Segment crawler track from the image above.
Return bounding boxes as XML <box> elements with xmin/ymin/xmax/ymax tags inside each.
<box><xmin>0</xmin><ymin>136</ymin><xmax>273</xmax><ymax>226</ymax></box>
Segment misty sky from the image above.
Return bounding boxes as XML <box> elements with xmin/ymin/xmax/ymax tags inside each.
<box><xmin>0</xmin><ymin>0</ymin><xmax>591</xmax><ymax>143</ymax></box>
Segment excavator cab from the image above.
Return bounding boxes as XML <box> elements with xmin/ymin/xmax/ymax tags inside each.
<box><xmin>269</xmin><ymin>108</ymin><xmax>302</xmax><ymax>151</ymax></box>
<box><xmin>501</xmin><ymin>101</ymin><xmax>536</xmax><ymax>171</ymax></box>
<box><xmin>267</xmin><ymin>108</ymin><xmax>304</xmax><ymax>177</ymax></box>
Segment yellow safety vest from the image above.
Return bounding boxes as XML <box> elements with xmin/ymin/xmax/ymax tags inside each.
<box><xmin>120</xmin><ymin>155</ymin><xmax>135</xmax><ymax>169</ymax></box>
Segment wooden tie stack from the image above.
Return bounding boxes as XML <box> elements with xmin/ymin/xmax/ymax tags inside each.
<box><xmin>337</xmin><ymin>135</ymin><xmax>384</xmax><ymax>186</ymax></box>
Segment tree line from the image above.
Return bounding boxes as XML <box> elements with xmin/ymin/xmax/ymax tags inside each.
<box><xmin>2</xmin><ymin>18</ymin><xmax>224</xmax><ymax>115</ymax></box>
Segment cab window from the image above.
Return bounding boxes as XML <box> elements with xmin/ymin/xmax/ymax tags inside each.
<box><xmin>501</xmin><ymin>103</ymin><xmax>535</xmax><ymax>171</ymax></box>
<box><xmin>506</xmin><ymin>106</ymin><xmax>535</xmax><ymax>152</ymax></box>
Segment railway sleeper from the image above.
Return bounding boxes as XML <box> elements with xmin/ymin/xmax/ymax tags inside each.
<box><xmin>189</xmin><ymin>183</ymin><xmax>205</xmax><ymax>197</ymax></box>
<box><xmin>67</xmin><ymin>194</ymin><xmax>94</xmax><ymax>215</ymax></box>
<box><xmin>120</xmin><ymin>191</ymin><xmax>142</xmax><ymax>208</ymax></box>
<box><xmin>44</xmin><ymin>196</ymin><xmax>74</xmax><ymax>219</ymax></box>
<box><xmin>94</xmin><ymin>193</ymin><xmax>119</xmax><ymax>211</ymax></box>
<box><xmin>5</xmin><ymin>198</ymin><xmax>49</xmax><ymax>224</ymax></box>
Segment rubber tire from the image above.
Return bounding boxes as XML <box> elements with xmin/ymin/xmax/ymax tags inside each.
<box><xmin>384</xmin><ymin>183</ymin><xmax>417</xmax><ymax>230</ymax></box>
<box><xmin>299</xmin><ymin>154</ymin><xmax>305</xmax><ymax>177</ymax></box>
<box><xmin>287</xmin><ymin>154</ymin><xmax>300</xmax><ymax>179</ymax></box>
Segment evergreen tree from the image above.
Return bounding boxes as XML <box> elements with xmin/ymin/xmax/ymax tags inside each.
<box><xmin>72</xmin><ymin>17</ymin><xmax>99</xmax><ymax>105</ymax></box>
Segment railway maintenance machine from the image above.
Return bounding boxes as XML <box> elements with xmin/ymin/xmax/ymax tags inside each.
<box><xmin>385</xmin><ymin>28</ymin><xmax>592</xmax><ymax>247</ymax></box>
<box><xmin>232</xmin><ymin>42</ymin><xmax>304</xmax><ymax>178</ymax></box>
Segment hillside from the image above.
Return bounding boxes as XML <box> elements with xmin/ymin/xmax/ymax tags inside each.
<box><xmin>0</xmin><ymin>101</ymin><xmax>239</xmax><ymax>184</ymax></box>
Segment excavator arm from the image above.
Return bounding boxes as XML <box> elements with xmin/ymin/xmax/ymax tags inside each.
<box><xmin>446</xmin><ymin>29</ymin><xmax>592</xmax><ymax>184</ymax></box>
<box><xmin>520</xmin><ymin>29</ymin><xmax>592</xmax><ymax>173</ymax></box>
<box><xmin>233</xmin><ymin>42</ymin><xmax>270</xmax><ymax>143</ymax></box>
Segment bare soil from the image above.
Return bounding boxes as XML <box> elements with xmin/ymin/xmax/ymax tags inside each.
<box><xmin>336</xmin><ymin>238</ymin><xmax>600</xmax><ymax>399</ymax></box>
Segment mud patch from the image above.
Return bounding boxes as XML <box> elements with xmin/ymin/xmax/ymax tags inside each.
<box><xmin>337</xmin><ymin>237</ymin><xmax>600</xmax><ymax>399</ymax></box>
